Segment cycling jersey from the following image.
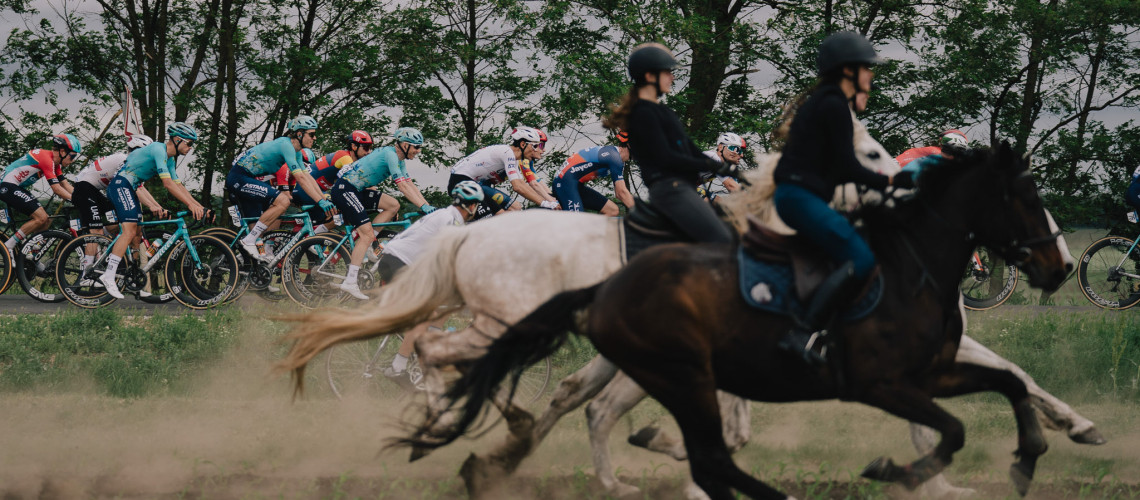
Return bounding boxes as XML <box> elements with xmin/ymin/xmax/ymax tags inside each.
<box><xmin>338</xmin><ymin>146</ymin><xmax>408</xmax><ymax>190</ymax></box>
<box><xmin>232</xmin><ymin>137</ymin><xmax>305</xmax><ymax>177</ymax></box>
<box><xmin>75</xmin><ymin>153</ymin><xmax>129</xmax><ymax>190</ymax></box>
<box><xmin>383</xmin><ymin>206</ymin><xmax>466</xmax><ymax>265</ymax></box>
<box><xmin>699</xmin><ymin>150</ymin><xmax>736</xmax><ymax>197</ymax></box>
<box><xmin>116</xmin><ymin>142</ymin><xmax>180</xmax><ymax>189</ymax></box>
<box><xmin>2</xmin><ymin>149</ymin><xmax>62</xmax><ymax>188</ymax></box>
<box><xmin>309</xmin><ymin>150</ymin><xmax>356</xmax><ymax>189</ymax></box>
<box><xmin>896</xmin><ymin>146</ymin><xmax>942</xmax><ymax>168</ymax></box>
<box><xmin>449</xmin><ymin>145</ymin><xmax>522</xmax><ymax>185</ymax></box>
<box><xmin>556</xmin><ymin>146</ymin><xmax>624</xmax><ymax>184</ymax></box>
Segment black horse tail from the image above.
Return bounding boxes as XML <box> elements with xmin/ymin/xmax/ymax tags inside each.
<box><xmin>395</xmin><ymin>283</ymin><xmax>603</xmax><ymax>451</ymax></box>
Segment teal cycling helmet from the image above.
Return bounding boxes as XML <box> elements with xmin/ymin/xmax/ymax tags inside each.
<box><xmin>53</xmin><ymin>133</ymin><xmax>82</xmax><ymax>155</ymax></box>
<box><xmin>451</xmin><ymin>180</ymin><xmax>484</xmax><ymax>204</ymax></box>
<box><xmin>392</xmin><ymin>127</ymin><xmax>424</xmax><ymax>146</ymax></box>
<box><xmin>288</xmin><ymin>115</ymin><xmax>319</xmax><ymax>131</ymax></box>
<box><xmin>167</xmin><ymin>122</ymin><xmax>200</xmax><ymax>141</ymax></box>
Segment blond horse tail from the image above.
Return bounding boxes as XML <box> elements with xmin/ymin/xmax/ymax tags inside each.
<box><xmin>275</xmin><ymin>228</ymin><xmax>471</xmax><ymax>395</ymax></box>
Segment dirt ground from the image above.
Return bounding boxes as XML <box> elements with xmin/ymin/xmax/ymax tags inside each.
<box><xmin>1</xmin><ymin>323</ymin><xmax>1138</xmax><ymax>500</ymax></box>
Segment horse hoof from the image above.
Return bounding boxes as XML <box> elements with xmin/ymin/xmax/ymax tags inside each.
<box><xmin>681</xmin><ymin>481</ymin><xmax>711</xmax><ymax>500</ymax></box>
<box><xmin>627</xmin><ymin>426</ymin><xmax>660</xmax><ymax>449</ymax></box>
<box><xmin>1009</xmin><ymin>461</ymin><xmax>1034</xmax><ymax>497</ymax></box>
<box><xmin>1070</xmin><ymin>427</ymin><xmax>1107</xmax><ymax>445</ymax></box>
<box><xmin>861</xmin><ymin>456</ymin><xmax>899</xmax><ymax>482</ymax></box>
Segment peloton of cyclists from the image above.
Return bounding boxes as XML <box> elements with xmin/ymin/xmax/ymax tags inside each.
<box><xmin>447</xmin><ymin>126</ymin><xmax>560</xmax><ymax>220</ymax></box>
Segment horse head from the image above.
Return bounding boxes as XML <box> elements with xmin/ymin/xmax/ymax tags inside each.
<box><xmin>929</xmin><ymin>142</ymin><xmax>1074</xmax><ymax>291</ymax></box>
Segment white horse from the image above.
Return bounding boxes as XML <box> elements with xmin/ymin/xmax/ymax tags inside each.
<box><xmin>277</xmin><ymin>120</ymin><xmax>1103</xmax><ymax>498</ymax></box>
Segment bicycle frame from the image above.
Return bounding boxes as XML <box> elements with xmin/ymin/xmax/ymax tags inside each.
<box><xmin>220</xmin><ymin>206</ymin><xmax>318</xmax><ymax>268</ymax></box>
<box><xmin>80</xmin><ymin>211</ymin><xmax>199</xmax><ymax>279</ymax></box>
<box><xmin>308</xmin><ymin>212</ymin><xmax>421</xmax><ymax>280</ymax></box>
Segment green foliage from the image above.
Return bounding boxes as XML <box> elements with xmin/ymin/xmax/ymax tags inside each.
<box><xmin>0</xmin><ymin>308</ymin><xmax>240</xmax><ymax>397</ymax></box>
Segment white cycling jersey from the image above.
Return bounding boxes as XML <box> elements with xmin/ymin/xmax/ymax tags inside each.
<box><xmin>450</xmin><ymin>145</ymin><xmax>522</xmax><ymax>185</ymax></box>
<box><xmin>700</xmin><ymin>150</ymin><xmax>737</xmax><ymax>196</ymax></box>
<box><xmin>382</xmin><ymin>205</ymin><xmax>466</xmax><ymax>265</ymax></box>
<box><xmin>74</xmin><ymin>153</ymin><xmax>129</xmax><ymax>190</ymax></box>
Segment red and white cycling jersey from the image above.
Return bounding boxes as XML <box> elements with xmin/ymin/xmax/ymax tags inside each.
<box><xmin>450</xmin><ymin>145</ymin><xmax>522</xmax><ymax>185</ymax></box>
<box><xmin>74</xmin><ymin>153</ymin><xmax>129</xmax><ymax>190</ymax></box>
<box><xmin>2</xmin><ymin>149</ymin><xmax>62</xmax><ymax>188</ymax></box>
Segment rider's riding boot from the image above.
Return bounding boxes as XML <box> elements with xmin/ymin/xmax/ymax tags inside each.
<box><xmin>777</xmin><ymin>261</ymin><xmax>861</xmax><ymax>367</ymax></box>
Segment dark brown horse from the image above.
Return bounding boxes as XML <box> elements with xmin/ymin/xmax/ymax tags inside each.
<box><xmin>405</xmin><ymin>143</ymin><xmax>1074</xmax><ymax>500</ymax></box>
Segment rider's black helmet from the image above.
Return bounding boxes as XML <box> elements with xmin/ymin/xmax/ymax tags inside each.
<box><xmin>628</xmin><ymin>43</ymin><xmax>678</xmax><ymax>84</ymax></box>
<box><xmin>817</xmin><ymin>31</ymin><xmax>885</xmax><ymax>77</ymax></box>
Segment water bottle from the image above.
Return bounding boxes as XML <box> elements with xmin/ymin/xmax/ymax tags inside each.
<box><xmin>255</xmin><ymin>239</ymin><xmax>266</xmax><ymax>256</ymax></box>
<box><xmin>333</xmin><ymin>213</ymin><xmax>344</xmax><ymax>226</ymax></box>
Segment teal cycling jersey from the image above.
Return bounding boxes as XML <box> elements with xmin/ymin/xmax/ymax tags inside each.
<box><xmin>233</xmin><ymin>137</ymin><xmax>305</xmax><ymax>177</ymax></box>
<box><xmin>116</xmin><ymin>142</ymin><xmax>179</xmax><ymax>189</ymax></box>
<box><xmin>338</xmin><ymin>146</ymin><xmax>409</xmax><ymax>190</ymax></box>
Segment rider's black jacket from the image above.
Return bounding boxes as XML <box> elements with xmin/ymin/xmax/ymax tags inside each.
<box><xmin>772</xmin><ymin>83</ymin><xmax>890</xmax><ymax>200</ymax></box>
<box><xmin>627</xmin><ymin>99</ymin><xmax>721</xmax><ymax>187</ymax></box>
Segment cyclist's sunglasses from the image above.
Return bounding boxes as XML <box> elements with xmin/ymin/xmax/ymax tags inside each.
<box><xmin>725</xmin><ymin>145</ymin><xmax>743</xmax><ymax>154</ymax></box>
<box><xmin>305</xmin><ymin>131</ymin><xmax>317</xmax><ymax>139</ymax></box>
<box><xmin>533</xmin><ymin>141</ymin><xmax>546</xmax><ymax>151</ymax></box>
<box><xmin>357</xmin><ymin>143</ymin><xmax>373</xmax><ymax>151</ymax></box>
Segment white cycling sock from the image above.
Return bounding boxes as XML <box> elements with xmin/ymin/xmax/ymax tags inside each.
<box><xmin>5</xmin><ymin>229</ymin><xmax>26</xmax><ymax>250</ymax></box>
<box><xmin>392</xmin><ymin>354</ymin><xmax>408</xmax><ymax>372</ymax></box>
<box><xmin>103</xmin><ymin>254</ymin><xmax>122</xmax><ymax>278</ymax></box>
<box><xmin>81</xmin><ymin>254</ymin><xmax>95</xmax><ymax>270</ymax></box>
<box><xmin>344</xmin><ymin>265</ymin><xmax>360</xmax><ymax>284</ymax></box>
<box><xmin>242</xmin><ymin>221</ymin><xmax>268</xmax><ymax>244</ymax></box>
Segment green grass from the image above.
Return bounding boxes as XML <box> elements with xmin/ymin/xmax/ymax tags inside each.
<box><xmin>0</xmin><ymin>307</ymin><xmax>243</xmax><ymax>397</ymax></box>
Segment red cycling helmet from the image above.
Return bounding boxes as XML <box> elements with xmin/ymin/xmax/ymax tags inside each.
<box><xmin>347</xmin><ymin>130</ymin><xmax>373</xmax><ymax>145</ymax></box>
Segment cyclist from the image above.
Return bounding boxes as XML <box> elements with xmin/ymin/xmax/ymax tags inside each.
<box><xmin>97</xmin><ymin>122</ymin><xmax>207</xmax><ymax>298</ymax></box>
<box><xmin>1</xmin><ymin>134</ymin><xmax>80</xmax><ymax>252</ymax></box>
<box><xmin>602</xmin><ymin>43</ymin><xmax>732</xmax><ymax>243</ymax></box>
<box><xmin>291</xmin><ymin>130</ymin><xmax>393</xmax><ymax>230</ymax></box>
<box><xmin>770</xmin><ymin>31</ymin><xmax>913</xmax><ymax>366</ymax></box>
<box><xmin>229</xmin><ymin>115</ymin><xmax>334</xmax><ymax>261</ymax></box>
<box><xmin>1127</xmin><ymin>165</ymin><xmax>1140</xmax><ymax>216</ymax></box>
<box><xmin>447</xmin><ymin>126</ymin><xmax>558</xmax><ymax>220</ymax></box>
<box><xmin>700</xmin><ymin>132</ymin><xmax>746</xmax><ymax>200</ymax></box>
<box><xmin>552</xmin><ymin>133</ymin><xmax>634</xmax><ymax>216</ymax></box>
<box><xmin>331</xmin><ymin>127</ymin><xmax>435</xmax><ymax>300</ymax></box>
<box><xmin>377</xmin><ymin>180</ymin><xmax>484</xmax><ymax>384</ymax></box>
<box><xmin>896</xmin><ymin>129</ymin><xmax>969</xmax><ymax>168</ymax></box>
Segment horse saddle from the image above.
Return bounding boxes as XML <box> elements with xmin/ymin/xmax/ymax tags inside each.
<box><xmin>738</xmin><ymin>215</ymin><xmax>882</xmax><ymax>321</ymax></box>
<box><xmin>619</xmin><ymin>199</ymin><xmax>691</xmax><ymax>262</ymax></box>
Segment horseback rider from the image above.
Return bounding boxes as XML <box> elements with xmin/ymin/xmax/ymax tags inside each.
<box><xmin>604</xmin><ymin>43</ymin><xmax>735</xmax><ymax>243</ymax></box>
<box><xmin>771</xmin><ymin>31</ymin><xmax>915</xmax><ymax>366</ymax></box>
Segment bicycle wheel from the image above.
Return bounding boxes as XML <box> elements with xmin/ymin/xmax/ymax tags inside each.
<box><xmin>281</xmin><ymin>234</ymin><xmax>350</xmax><ymax>308</ymax></box>
<box><xmin>0</xmin><ymin>243</ymin><xmax>13</xmax><ymax>295</ymax></box>
<box><xmin>55</xmin><ymin>234</ymin><xmax>120</xmax><ymax>308</ymax></box>
<box><xmin>960</xmin><ymin>248</ymin><xmax>1019</xmax><ymax>311</ymax></box>
<box><xmin>252</xmin><ymin>229</ymin><xmax>295</xmax><ymax>301</ymax></box>
<box><xmin>1077</xmin><ymin>236</ymin><xmax>1140</xmax><ymax>309</ymax></box>
<box><xmin>198</xmin><ymin>227</ymin><xmax>238</xmax><ymax>240</ymax></box>
<box><xmin>325</xmin><ymin>336</ymin><xmax>401</xmax><ymax>399</ymax></box>
<box><xmin>15</xmin><ymin>229</ymin><xmax>72</xmax><ymax>302</ymax></box>
<box><xmin>165</xmin><ymin>234</ymin><xmax>239</xmax><ymax>309</ymax></box>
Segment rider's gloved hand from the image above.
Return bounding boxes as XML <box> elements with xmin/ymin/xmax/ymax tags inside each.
<box><xmin>420</xmin><ymin>203</ymin><xmax>436</xmax><ymax>214</ymax></box>
<box><xmin>715</xmin><ymin>162</ymin><xmax>741</xmax><ymax>179</ymax></box>
<box><xmin>318</xmin><ymin>198</ymin><xmax>335</xmax><ymax>217</ymax></box>
<box><xmin>539</xmin><ymin>200</ymin><xmax>559</xmax><ymax>210</ymax></box>
<box><xmin>891</xmin><ymin>170</ymin><xmax>917</xmax><ymax>189</ymax></box>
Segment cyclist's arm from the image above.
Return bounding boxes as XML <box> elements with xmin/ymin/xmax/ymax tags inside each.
<box><xmin>292</xmin><ymin>170</ymin><xmax>327</xmax><ymax>208</ymax></box>
<box><xmin>161</xmin><ymin>178</ymin><xmax>204</xmax><ymax>219</ymax></box>
<box><xmin>722</xmin><ymin>177</ymin><xmax>741</xmax><ymax>192</ymax></box>
<box><xmin>528</xmin><ymin>179</ymin><xmax>558</xmax><ymax>202</ymax></box>
<box><xmin>614</xmin><ymin>179</ymin><xmax>635</xmax><ymax>209</ymax></box>
<box><xmin>394</xmin><ymin>178</ymin><xmax>429</xmax><ymax>208</ymax></box>
<box><xmin>509</xmin><ymin>178</ymin><xmax>554</xmax><ymax>207</ymax></box>
<box><xmin>135</xmin><ymin>185</ymin><xmax>164</xmax><ymax>213</ymax></box>
<box><xmin>50</xmin><ymin>182</ymin><xmax>73</xmax><ymax>201</ymax></box>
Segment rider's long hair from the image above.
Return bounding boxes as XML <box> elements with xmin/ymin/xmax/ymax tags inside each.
<box><xmin>602</xmin><ymin>85</ymin><xmax>642</xmax><ymax>132</ymax></box>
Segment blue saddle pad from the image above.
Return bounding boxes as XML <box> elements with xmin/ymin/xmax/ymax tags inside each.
<box><xmin>737</xmin><ymin>247</ymin><xmax>882</xmax><ymax>322</ymax></box>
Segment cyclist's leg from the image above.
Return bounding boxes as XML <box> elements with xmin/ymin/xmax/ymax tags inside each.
<box><xmin>361</xmin><ymin>190</ymin><xmax>398</xmax><ymax>224</ymax></box>
<box><xmin>553</xmin><ymin>177</ymin><xmax>584</xmax><ymax>212</ymax></box>
<box><xmin>482</xmin><ymin>185</ymin><xmax>513</xmax><ymax>217</ymax></box>
<box><xmin>0</xmin><ymin>182</ymin><xmax>45</xmax><ymax>251</ymax></box>
<box><xmin>579</xmin><ymin>185</ymin><xmax>614</xmax><ymax>215</ymax></box>
<box><xmin>291</xmin><ymin>188</ymin><xmax>333</xmax><ymax>233</ymax></box>
<box><xmin>101</xmin><ymin>177</ymin><xmax>143</xmax><ymax>298</ymax></box>
<box><xmin>330</xmin><ymin>180</ymin><xmax>372</xmax><ymax>299</ymax></box>
<box><xmin>72</xmin><ymin>181</ymin><xmax>111</xmax><ymax>268</ymax></box>
<box><xmin>230</xmin><ymin>168</ymin><xmax>286</xmax><ymax>247</ymax></box>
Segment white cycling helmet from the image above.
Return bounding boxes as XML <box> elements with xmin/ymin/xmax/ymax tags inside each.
<box><xmin>126</xmin><ymin>134</ymin><xmax>153</xmax><ymax>150</ymax></box>
<box><xmin>510</xmin><ymin>126</ymin><xmax>543</xmax><ymax>144</ymax></box>
<box><xmin>716</xmin><ymin>132</ymin><xmax>746</xmax><ymax>149</ymax></box>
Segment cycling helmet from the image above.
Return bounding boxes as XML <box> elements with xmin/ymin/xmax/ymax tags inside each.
<box><xmin>537</xmin><ymin>129</ymin><xmax>548</xmax><ymax>143</ymax></box>
<box><xmin>126</xmin><ymin>134</ymin><xmax>153</xmax><ymax>150</ymax></box>
<box><xmin>53</xmin><ymin>133</ymin><xmax>82</xmax><ymax>155</ymax></box>
<box><xmin>167</xmin><ymin>122</ymin><xmax>200</xmax><ymax>141</ymax></box>
<box><xmin>817</xmin><ymin>31</ymin><xmax>885</xmax><ymax>77</ymax></box>
<box><xmin>716</xmin><ymin>132</ymin><xmax>746</xmax><ymax>149</ymax></box>
<box><xmin>628</xmin><ymin>43</ymin><xmax>678</xmax><ymax>84</ymax></box>
<box><xmin>347</xmin><ymin>130</ymin><xmax>373</xmax><ymax>145</ymax></box>
<box><xmin>288</xmin><ymin>115</ymin><xmax>319</xmax><ymax>131</ymax></box>
<box><xmin>392</xmin><ymin>127</ymin><xmax>424</xmax><ymax>146</ymax></box>
<box><xmin>615</xmin><ymin>130</ymin><xmax>629</xmax><ymax>144</ymax></box>
<box><xmin>941</xmin><ymin>129</ymin><xmax>968</xmax><ymax>147</ymax></box>
<box><xmin>451</xmin><ymin>180</ymin><xmax>485</xmax><ymax>204</ymax></box>
<box><xmin>510</xmin><ymin>126</ymin><xmax>542</xmax><ymax>144</ymax></box>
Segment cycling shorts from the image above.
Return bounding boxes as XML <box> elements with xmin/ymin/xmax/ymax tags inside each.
<box><xmin>72</xmin><ymin>181</ymin><xmax>115</xmax><ymax>229</ymax></box>
<box><xmin>330</xmin><ymin>178</ymin><xmax>370</xmax><ymax>228</ymax></box>
<box><xmin>0</xmin><ymin>182</ymin><xmax>41</xmax><ymax>215</ymax></box>
<box><xmin>290</xmin><ymin>188</ymin><xmax>333</xmax><ymax>225</ymax></box>
<box><xmin>226</xmin><ymin>167</ymin><xmax>279</xmax><ymax>220</ymax></box>
<box><xmin>376</xmin><ymin>253</ymin><xmax>407</xmax><ymax>285</ymax></box>
<box><xmin>553</xmin><ymin>179</ymin><xmax>609</xmax><ymax>212</ymax></box>
<box><xmin>107</xmin><ymin>175</ymin><xmax>142</xmax><ymax>224</ymax></box>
